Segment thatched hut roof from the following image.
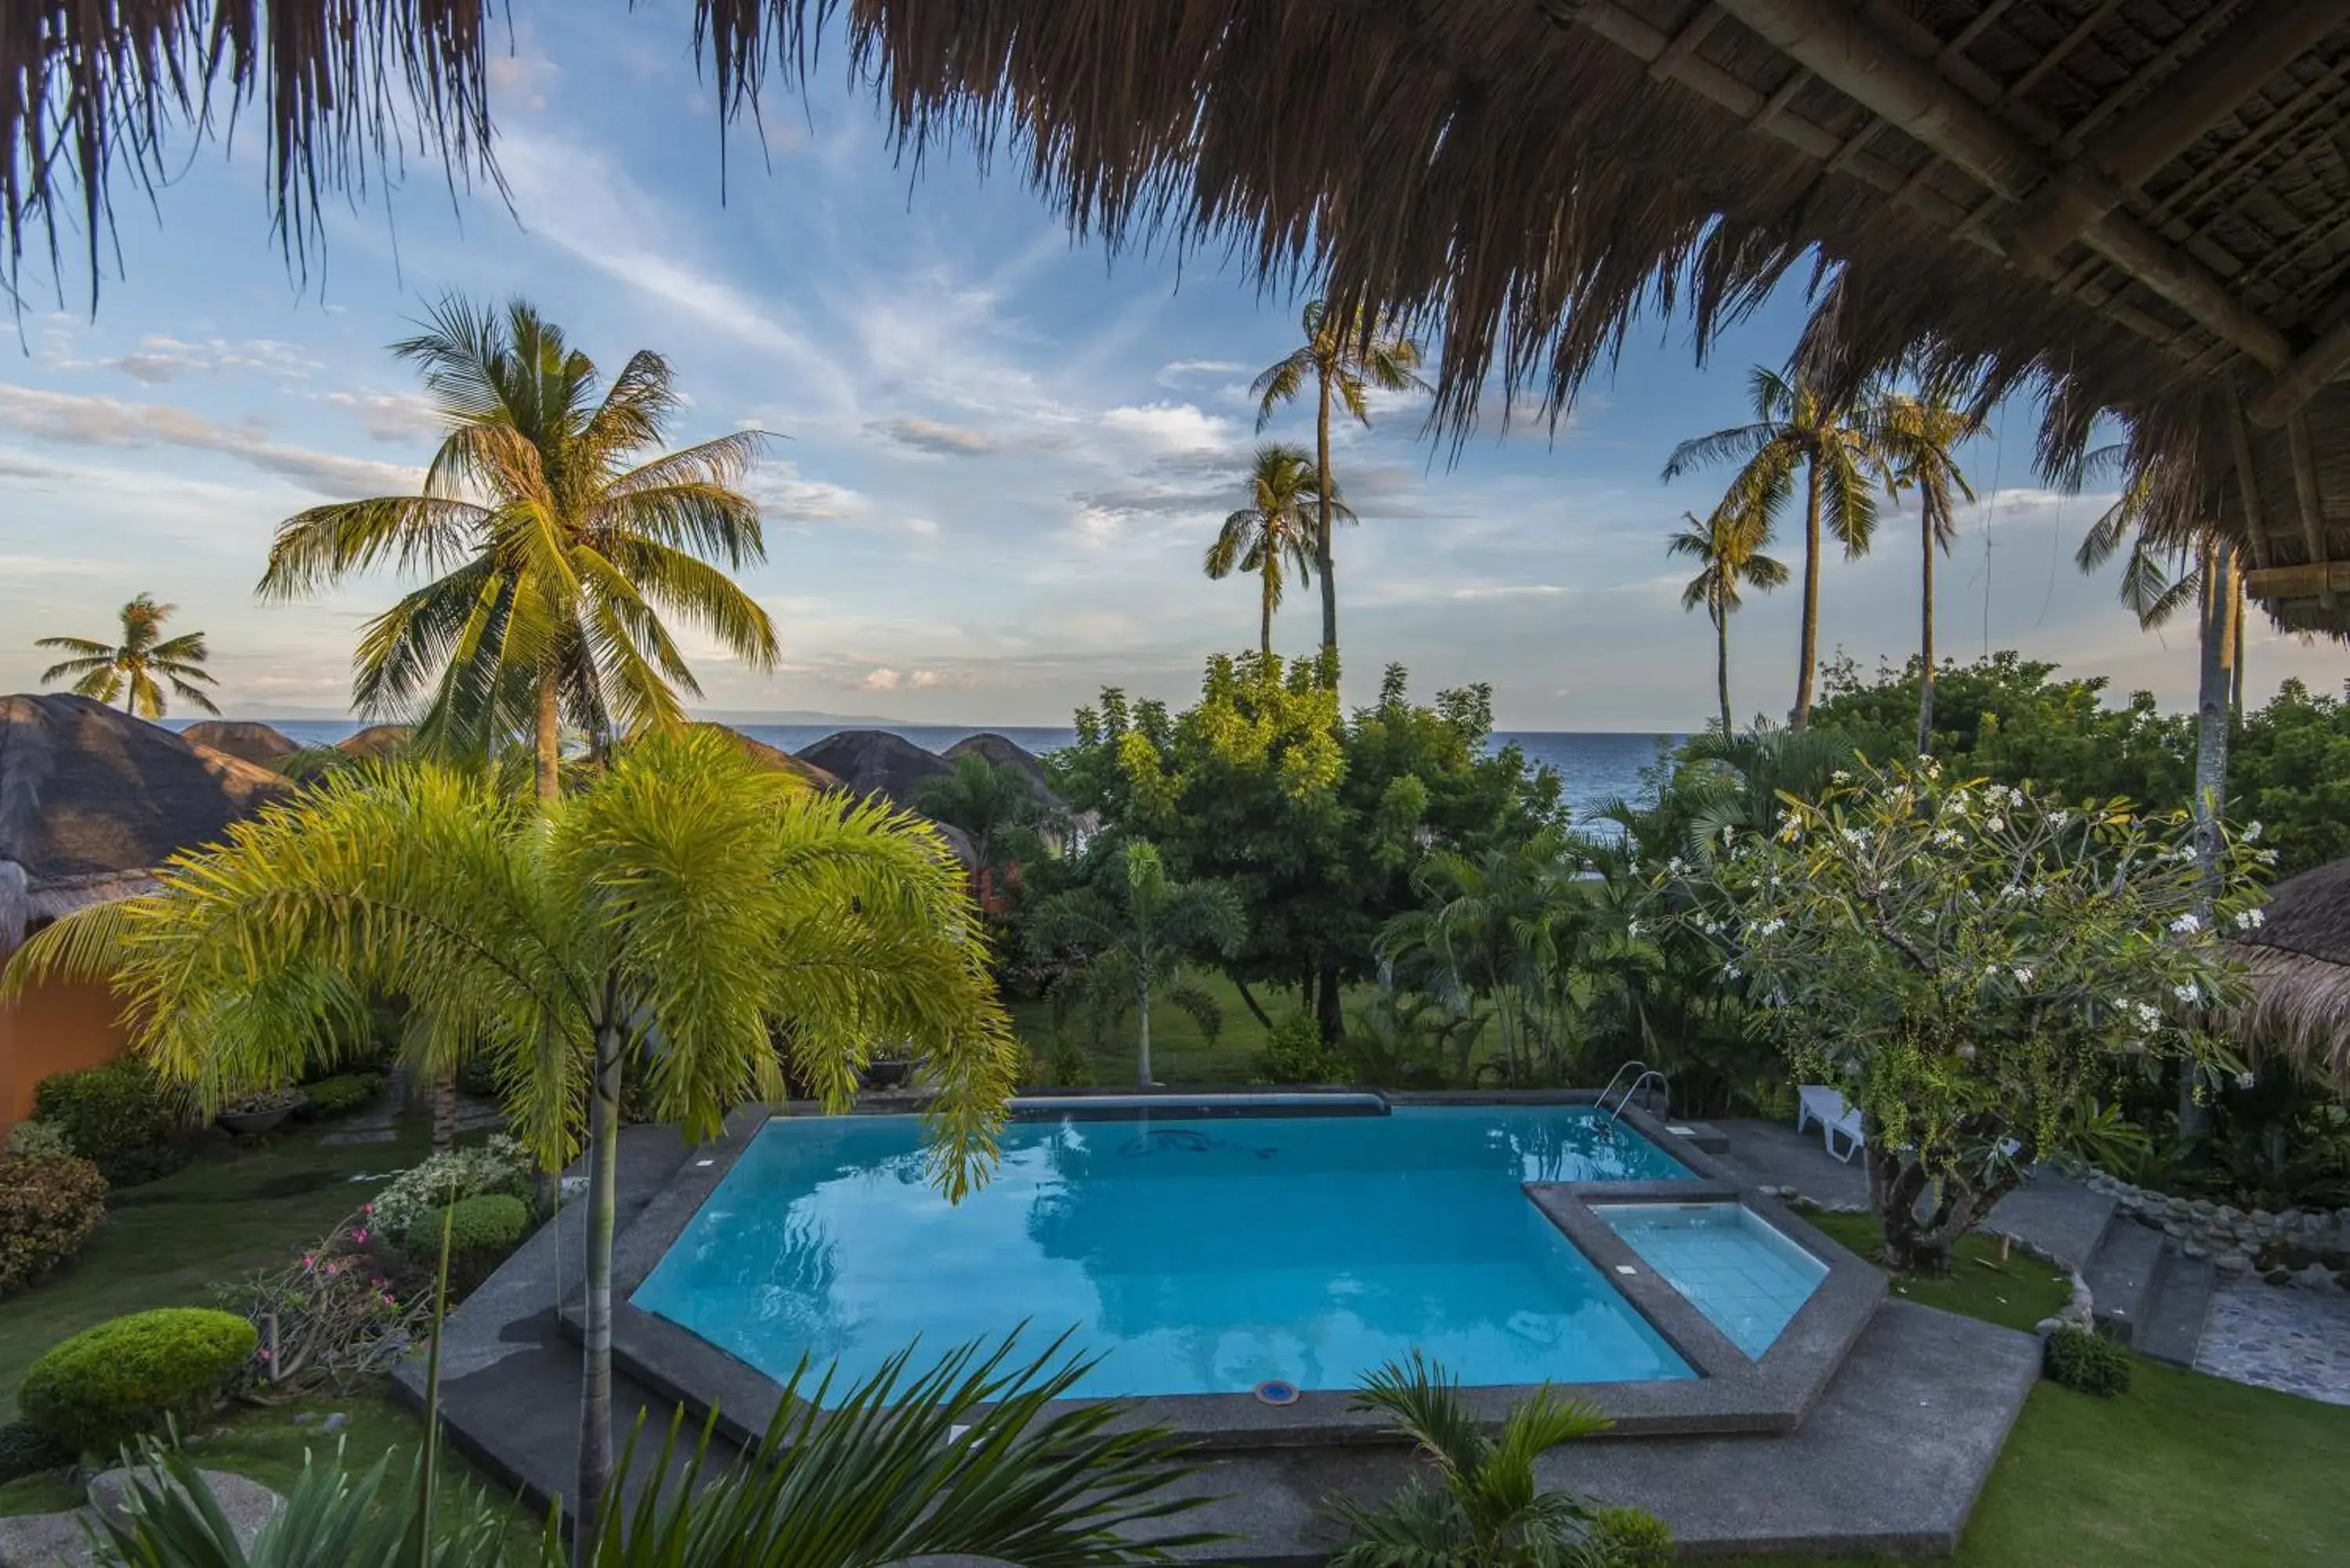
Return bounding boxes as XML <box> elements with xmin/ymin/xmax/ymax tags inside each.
<box><xmin>944</xmin><ymin>732</ymin><xmax>1061</xmax><ymax>805</ymax></box>
<box><xmin>687</xmin><ymin>724</ymin><xmax>846</xmax><ymax>792</ymax></box>
<box><xmin>796</xmin><ymin>729</ymin><xmax>955</xmax><ymax>809</ymax></box>
<box><xmin>741</xmin><ymin>0</ymin><xmax>2350</xmax><ymax>636</ymax></box>
<box><xmin>0</xmin><ymin>695</ymin><xmax>290</xmax><ymax>943</ymax></box>
<box><xmin>179</xmin><ymin>721</ymin><xmax>300</xmax><ymax>770</ymax></box>
<box><xmin>338</xmin><ymin>724</ymin><xmax>415</xmax><ymax>760</ymax></box>
<box><xmin>2235</xmin><ymin>857</ymin><xmax>2350</xmax><ymax>1090</ymax></box>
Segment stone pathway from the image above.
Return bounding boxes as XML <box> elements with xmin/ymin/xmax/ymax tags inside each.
<box><xmin>2194</xmin><ymin>1280</ymin><xmax>2350</xmax><ymax>1407</ymax></box>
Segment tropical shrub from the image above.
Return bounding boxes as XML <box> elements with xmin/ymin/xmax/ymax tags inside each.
<box><xmin>31</xmin><ymin>1058</ymin><xmax>181</xmax><ymax>1182</ymax></box>
<box><xmin>1666</xmin><ymin>758</ymin><xmax>2264</xmax><ymax>1274</ymax></box>
<box><xmin>215</xmin><ymin>1217</ymin><xmax>426</xmax><ymax>1400</ymax></box>
<box><xmin>368</xmin><ymin>1136</ymin><xmax>535</xmax><ymax>1251</ymax></box>
<box><xmin>0</xmin><ymin>1418</ymin><xmax>67</xmax><ymax>1484</ymax></box>
<box><xmin>1260</xmin><ymin>1012</ymin><xmax>1343</xmax><ymax>1084</ymax></box>
<box><xmin>298</xmin><ymin>1071</ymin><xmax>384</xmax><ymax>1118</ymax></box>
<box><xmin>2043</xmin><ymin>1324</ymin><xmax>2132</xmax><ymax>1397</ymax></box>
<box><xmin>1325</xmin><ymin>1352</ymin><xmax>1614</xmax><ymax>1568</ymax></box>
<box><xmin>0</xmin><ymin>1146</ymin><xmax>110</xmax><ymax>1294</ymax></box>
<box><xmin>20</xmin><ymin>1307</ymin><xmax>257</xmax><ymax>1454</ymax></box>
<box><xmin>2</xmin><ymin>1119</ymin><xmax>73</xmax><ymax>1158</ymax></box>
<box><xmin>1587</xmin><ymin>1505</ymin><xmax>1677</xmax><ymax>1567</ymax></box>
<box><xmin>431</xmin><ymin>1193</ymin><xmax>531</xmax><ymax>1258</ymax></box>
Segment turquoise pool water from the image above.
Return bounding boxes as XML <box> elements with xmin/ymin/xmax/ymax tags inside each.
<box><xmin>634</xmin><ymin>1105</ymin><xmax>1695</xmax><ymax>1400</ymax></box>
<box><xmin>1599</xmin><ymin>1201</ymin><xmax>1828</xmax><ymax>1359</ymax></box>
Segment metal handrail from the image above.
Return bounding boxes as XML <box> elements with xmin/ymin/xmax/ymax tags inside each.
<box><xmin>1593</xmin><ymin>1060</ymin><xmax>1649</xmax><ymax>1116</ymax></box>
<box><xmin>1600</xmin><ymin>1068</ymin><xmax>1669</xmax><ymax>1125</ymax></box>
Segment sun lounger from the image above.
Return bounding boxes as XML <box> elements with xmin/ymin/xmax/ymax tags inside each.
<box><xmin>1796</xmin><ymin>1085</ymin><xmax>1866</xmax><ymax>1163</ymax></box>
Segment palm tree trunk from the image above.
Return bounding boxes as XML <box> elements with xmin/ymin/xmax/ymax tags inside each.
<box><xmin>1260</xmin><ymin>562</ymin><xmax>1276</xmax><ymax>656</ymax></box>
<box><xmin>431</xmin><ymin>1070</ymin><xmax>459</xmax><ymax>1154</ymax></box>
<box><xmin>574</xmin><ymin>1016</ymin><xmax>624</xmax><ymax>1563</ymax></box>
<box><xmin>1137</xmin><ymin>979</ymin><xmax>1154</xmax><ymax>1086</ymax></box>
<box><xmin>2227</xmin><ymin>569</ymin><xmax>2246</xmax><ymax>721</ymax></box>
<box><xmin>534</xmin><ymin>667</ymin><xmax>562</xmax><ymax>807</ymax></box>
<box><xmin>1715</xmin><ymin>602</ymin><xmax>1734</xmax><ymax>736</ymax></box>
<box><xmin>1314</xmin><ymin>368</ymin><xmax>1338</xmax><ymax>675</ymax></box>
<box><xmin>2182</xmin><ymin>535</ymin><xmax>2238</xmax><ymax>1143</ymax></box>
<box><xmin>1794</xmin><ymin>460</ymin><xmax>1824</xmax><ymax>728</ymax></box>
<box><xmin>1918</xmin><ymin>505</ymin><xmax>1937</xmax><ymax>757</ymax></box>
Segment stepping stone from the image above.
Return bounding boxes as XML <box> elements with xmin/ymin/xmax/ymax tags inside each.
<box><xmin>87</xmin><ymin>1465</ymin><xmax>283</xmax><ymax>1552</ymax></box>
<box><xmin>0</xmin><ymin>1508</ymin><xmax>98</xmax><ymax>1567</ymax></box>
<box><xmin>318</xmin><ymin>1128</ymin><xmax>400</xmax><ymax>1145</ymax></box>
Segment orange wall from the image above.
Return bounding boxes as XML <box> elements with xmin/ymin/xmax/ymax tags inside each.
<box><xmin>0</xmin><ymin>973</ymin><xmax>132</xmax><ymax>1136</ymax></box>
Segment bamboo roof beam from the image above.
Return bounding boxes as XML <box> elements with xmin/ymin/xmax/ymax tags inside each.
<box><xmin>1707</xmin><ymin>0</ymin><xmax>2294</xmax><ymax>373</ymax></box>
<box><xmin>2251</xmin><ymin>305</ymin><xmax>2350</xmax><ymax>425</ymax></box>
<box><xmin>2007</xmin><ymin>1</ymin><xmax>2350</xmax><ymax>269</ymax></box>
<box><xmin>2286</xmin><ymin>411</ymin><xmax>2340</xmax><ymax>612</ymax></box>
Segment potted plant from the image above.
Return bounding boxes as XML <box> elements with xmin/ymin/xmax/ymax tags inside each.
<box><xmin>218</xmin><ymin>1089</ymin><xmax>301</xmax><ymax>1136</ymax></box>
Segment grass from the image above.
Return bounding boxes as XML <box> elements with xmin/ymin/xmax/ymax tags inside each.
<box><xmin>1007</xmin><ymin>971</ymin><xmax>1319</xmax><ymax>1085</ymax></box>
<box><xmin>1802</xmin><ymin>1210</ymin><xmax>2073</xmax><ymax>1332</ymax></box>
<box><xmin>0</xmin><ymin>1118</ymin><xmax>542</xmax><ymax>1553</ymax></box>
<box><xmin>1725</xmin><ymin>1210</ymin><xmax>2350</xmax><ymax>1566</ymax></box>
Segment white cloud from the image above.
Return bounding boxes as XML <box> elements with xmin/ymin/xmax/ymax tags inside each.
<box><xmin>324</xmin><ymin>390</ymin><xmax>445</xmax><ymax>445</ymax></box>
<box><xmin>103</xmin><ymin>335</ymin><xmax>322</xmax><ymax>385</ymax></box>
<box><xmin>0</xmin><ymin>385</ymin><xmax>420</xmax><ymax>497</ymax></box>
<box><xmin>745</xmin><ymin>461</ymin><xmax>868</xmax><ymax>521</ymax></box>
<box><xmin>867</xmin><ymin>416</ymin><xmax>1010</xmax><ymax>457</ymax></box>
<box><xmin>1100</xmin><ymin>403</ymin><xmax>1238</xmax><ymax>455</ymax></box>
<box><xmin>859</xmin><ymin>667</ymin><xmax>901</xmax><ymax>691</ymax></box>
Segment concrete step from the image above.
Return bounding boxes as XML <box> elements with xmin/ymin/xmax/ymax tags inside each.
<box><xmin>1985</xmin><ymin>1179</ymin><xmax>2117</xmax><ymax>1273</ymax></box>
<box><xmin>2085</xmin><ymin>1218</ymin><xmax>2170</xmax><ymax>1346</ymax></box>
<box><xmin>2135</xmin><ymin>1249</ymin><xmax>2219</xmax><ymax>1367</ymax></box>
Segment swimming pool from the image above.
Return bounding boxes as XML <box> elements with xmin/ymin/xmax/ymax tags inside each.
<box><xmin>632</xmin><ymin>1104</ymin><xmax>1697</xmax><ymax>1401</ymax></box>
<box><xmin>1598</xmin><ymin>1201</ymin><xmax>1828</xmax><ymax>1359</ymax></box>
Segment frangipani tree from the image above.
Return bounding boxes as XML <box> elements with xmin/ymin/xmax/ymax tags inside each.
<box><xmin>2</xmin><ymin>728</ymin><xmax>1018</xmax><ymax>1555</ymax></box>
<box><xmin>1663</xmin><ymin>758</ymin><xmax>2265</xmax><ymax>1273</ymax></box>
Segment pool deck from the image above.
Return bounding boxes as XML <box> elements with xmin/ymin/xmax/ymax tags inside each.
<box><xmin>407</xmin><ymin>1096</ymin><xmax>2043</xmax><ymax>1559</ymax></box>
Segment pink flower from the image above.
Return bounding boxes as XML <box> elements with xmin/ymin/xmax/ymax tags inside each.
<box><xmin>352</xmin><ymin>1228</ymin><xmax>369</xmax><ymax>1245</ymax></box>
<box><xmin>324</xmin><ymin>1261</ymin><xmax>342</xmax><ymax>1276</ymax></box>
<box><xmin>381</xmin><ymin>1292</ymin><xmax>396</xmax><ymax>1308</ymax></box>
<box><xmin>360</xmin><ymin>1202</ymin><xmax>373</xmax><ymax>1216</ymax></box>
<box><xmin>256</xmin><ymin>1348</ymin><xmax>272</xmax><ymax>1361</ymax></box>
<box><xmin>302</xmin><ymin>1253</ymin><xmax>316</xmax><ymax>1271</ymax></box>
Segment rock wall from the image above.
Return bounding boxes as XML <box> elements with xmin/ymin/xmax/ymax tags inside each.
<box><xmin>2078</xmin><ymin>1166</ymin><xmax>2348</xmax><ymax>1289</ymax></box>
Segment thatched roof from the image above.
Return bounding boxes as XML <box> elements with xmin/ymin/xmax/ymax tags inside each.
<box><xmin>796</xmin><ymin>729</ymin><xmax>955</xmax><ymax>808</ymax></box>
<box><xmin>20</xmin><ymin>3</ymin><xmax>2350</xmax><ymax>630</ymax></box>
<box><xmin>944</xmin><ymin>732</ymin><xmax>1060</xmax><ymax>804</ymax></box>
<box><xmin>2235</xmin><ymin>857</ymin><xmax>2350</xmax><ymax>1089</ymax></box>
<box><xmin>179</xmin><ymin>721</ymin><xmax>300</xmax><ymax>770</ymax></box>
<box><xmin>686</xmin><ymin>723</ymin><xmax>846</xmax><ymax>792</ymax></box>
<box><xmin>0</xmin><ymin>695</ymin><xmax>290</xmax><ymax>941</ymax></box>
<box><xmin>338</xmin><ymin>724</ymin><xmax>415</xmax><ymax>759</ymax></box>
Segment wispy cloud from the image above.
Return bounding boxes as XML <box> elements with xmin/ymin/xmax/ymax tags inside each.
<box><xmin>0</xmin><ymin>385</ymin><xmax>419</xmax><ymax>497</ymax></box>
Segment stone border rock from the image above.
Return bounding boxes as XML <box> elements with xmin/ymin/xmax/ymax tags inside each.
<box><xmin>2073</xmin><ymin>1166</ymin><xmax>2348</xmax><ymax>1288</ymax></box>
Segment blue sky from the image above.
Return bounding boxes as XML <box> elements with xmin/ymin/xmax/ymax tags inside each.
<box><xmin>1</xmin><ymin>5</ymin><xmax>2337</xmax><ymax>730</ymax></box>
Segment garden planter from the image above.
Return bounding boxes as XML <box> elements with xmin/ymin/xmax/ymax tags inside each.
<box><xmin>217</xmin><ymin>1106</ymin><xmax>293</xmax><ymax>1136</ymax></box>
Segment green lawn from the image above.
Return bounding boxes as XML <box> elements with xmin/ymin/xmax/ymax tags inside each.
<box><xmin>1007</xmin><ymin>971</ymin><xmax>1315</xmax><ymax>1085</ymax></box>
<box><xmin>1726</xmin><ymin>1212</ymin><xmax>2350</xmax><ymax>1566</ymax></box>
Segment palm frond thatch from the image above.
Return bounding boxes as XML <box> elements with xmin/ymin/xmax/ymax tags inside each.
<box><xmin>2233</xmin><ymin>857</ymin><xmax>2350</xmax><ymax>1092</ymax></box>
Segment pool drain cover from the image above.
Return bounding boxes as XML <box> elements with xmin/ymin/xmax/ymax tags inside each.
<box><xmin>1253</xmin><ymin>1379</ymin><xmax>1300</xmax><ymax>1406</ymax></box>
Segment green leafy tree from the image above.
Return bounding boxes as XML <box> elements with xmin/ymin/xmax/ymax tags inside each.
<box><xmin>1667</xmin><ymin>503</ymin><xmax>1787</xmax><ymax>736</ymax></box>
<box><xmin>1206</xmin><ymin>444</ymin><xmax>1336</xmax><ymax>655</ymax></box>
<box><xmin>3</xmin><ymin>729</ymin><xmax>1017</xmax><ymax>1555</ymax></box>
<box><xmin>1025</xmin><ymin>841</ymin><xmax>1246</xmax><ymax>1085</ymax></box>
<box><xmin>916</xmin><ymin>753</ymin><xmax>1047</xmax><ymax>890</ymax></box>
<box><xmin>2231</xmin><ymin>678</ymin><xmax>2350</xmax><ymax>879</ymax></box>
<box><xmin>1877</xmin><ymin>379</ymin><xmax>1982</xmax><ymax>755</ymax></box>
<box><xmin>1052</xmin><ymin>656</ymin><xmax>1559</xmax><ymax>1045</ymax></box>
<box><xmin>1663</xmin><ymin>367</ymin><xmax>1887</xmax><ymax>728</ymax></box>
<box><xmin>1325</xmin><ymin>1353</ymin><xmax>1613</xmax><ymax>1568</ymax></box>
<box><xmin>258</xmin><ymin>296</ymin><xmax>779</xmax><ymax>804</ymax></box>
<box><xmin>1252</xmin><ymin>301</ymin><xmax>1427</xmax><ymax>666</ymax></box>
<box><xmin>37</xmin><ymin>594</ymin><xmax>219</xmax><ymax>718</ymax></box>
<box><xmin>1665</xmin><ymin>758</ymin><xmax>2265</xmax><ymax>1273</ymax></box>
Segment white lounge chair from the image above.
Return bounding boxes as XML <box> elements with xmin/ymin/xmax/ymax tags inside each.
<box><xmin>1796</xmin><ymin>1085</ymin><xmax>1866</xmax><ymax>1163</ymax></box>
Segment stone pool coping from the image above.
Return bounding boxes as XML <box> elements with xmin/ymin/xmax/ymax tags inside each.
<box><xmin>567</xmin><ymin>1089</ymin><xmax>1885</xmax><ymax>1451</ymax></box>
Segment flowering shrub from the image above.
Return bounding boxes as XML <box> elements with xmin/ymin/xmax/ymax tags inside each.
<box><xmin>367</xmin><ymin>1136</ymin><xmax>534</xmax><ymax>1251</ymax></box>
<box><xmin>1664</xmin><ymin>757</ymin><xmax>2264</xmax><ymax>1272</ymax></box>
<box><xmin>213</xmin><ymin>1215</ymin><xmax>428</xmax><ymax>1400</ymax></box>
<box><xmin>0</xmin><ymin>1147</ymin><xmax>109</xmax><ymax>1294</ymax></box>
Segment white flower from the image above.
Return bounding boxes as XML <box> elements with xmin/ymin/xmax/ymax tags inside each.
<box><xmin>1666</xmin><ymin>857</ymin><xmax>1687</xmax><ymax>876</ymax></box>
<box><xmin>1627</xmin><ymin>918</ymin><xmax>1643</xmax><ymax>938</ymax></box>
<box><xmin>2169</xmin><ymin>912</ymin><xmax>2203</xmax><ymax>935</ymax></box>
<box><xmin>2110</xmin><ymin>995</ymin><xmax>2131</xmax><ymax>1010</ymax></box>
<box><xmin>1831</xmin><ymin>769</ymin><xmax>1852</xmax><ymax>784</ymax></box>
<box><xmin>2173</xmin><ymin>982</ymin><xmax>2201</xmax><ymax>1005</ymax></box>
<box><xmin>2135</xmin><ymin>1002</ymin><xmax>2161</xmax><ymax>1027</ymax></box>
<box><xmin>1985</xmin><ymin>816</ymin><xmax>2005</xmax><ymax>833</ymax></box>
<box><xmin>1756</xmin><ymin>917</ymin><xmax>1786</xmax><ymax>937</ymax></box>
<box><xmin>1720</xmin><ymin>823</ymin><xmax>1736</xmax><ymax>846</ymax></box>
<box><xmin>2234</xmin><ymin>908</ymin><xmax>2266</xmax><ymax>930</ymax></box>
<box><xmin>2236</xmin><ymin>1071</ymin><xmax>2256</xmax><ymax>1089</ymax></box>
<box><xmin>2244</xmin><ymin>820</ymin><xmax>2264</xmax><ymax>843</ymax></box>
<box><xmin>2049</xmin><ymin>808</ymin><xmax>2070</xmax><ymax>829</ymax></box>
<box><xmin>2011</xmin><ymin>965</ymin><xmax>2035</xmax><ymax>985</ymax></box>
<box><xmin>1842</xmin><ymin>827</ymin><xmax>1866</xmax><ymax>845</ymax></box>
<box><xmin>1933</xmin><ymin>828</ymin><xmax>1961</xmax><ymax>847</ymax></box>
<box><xmin>1723</xmin><ymin>961</ymin><xmax>1743</xmax><ymax>980</ymax></box>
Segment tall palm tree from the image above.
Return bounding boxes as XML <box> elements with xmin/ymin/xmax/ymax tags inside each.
<box><xmin>1025</xmin><ymin>841</ymin><xmax>1246</xmax><ymax>1086</ymax></box>
<box><xmin>37</xmin><ymin>595</ymin><xmax>220</xmax><ymax>719</ymax></box>
<box><xmin>258</xmin><ymin>296</ymin><xmax>779</xmax><ymax>804</ymax></box>
<box><xmin>1878</xmin><ymin>380</ymin><xmax>1983</xmax><ymax>756</ymax></box>
<box><xmin>1664</xmin><ymin>367</ymin><xmax>1887</xmax><ymax>728</ymax></box>
<box><xmin>2</xmin><ymin>729</ymin><xmax>1018</xmax><ymax>1560</ymax></box>
<box><xmin>1206</xmin><ymin>445</ymin><xmax>1336</xmax><ymax>655</ymax></box>
<box><xmin>1667</xmin><ymin>504</ymin><xmax>1788</xmax><ymax>736</ymax></box>
<box><xmin>1251</xmin><ymin>301</ymin><xmax>1427</xmax><ymax>669</ymax></box>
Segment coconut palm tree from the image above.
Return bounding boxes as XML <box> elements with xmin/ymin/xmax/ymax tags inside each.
<box><xmin>258</xmin><ymin>295</ymin><xmax>779</xmax><ymax>804</ymax></box>
<box><xmin>917</xmin><ymin>753</ymin><xmax>1046</xmax><ymax>894</ymax></box>
<box><xmin>1025</xmin><ymin>841</ymin><xmax>1246</xmax><ymax>1086</ymax></box>
<box><xmin>1663</xmin><ymin>367</ymin><xmax>1888</xmax><ymax>728</ymax></box>
<box><xmin>1878</xmin><ymin>379</ymin><xmax>1983</xmax><ymax>755</ymax></box>
<box><xmin>1666</xmin><ymin>504</ymin><xmax>1788</xmax><ymax>737</ymax></box>
<box><xmin>1206</xmin><ymin>444</ymin><xmax>1337</xmax><ymax>655</ymax></box>
<box><xmin>36</xmin><ymin>595</ymin><xmax>220</xmax><ymax>719</ymax></box>
<box><xmin>1251</xmin><ymin>302</ymin><xmax>1427</xmax><ymax>669</ymax></box>
<box><xmin>2</xmin><ymin>728</ymin><xmax>1018</xmax><ymax>1561</ymax></box>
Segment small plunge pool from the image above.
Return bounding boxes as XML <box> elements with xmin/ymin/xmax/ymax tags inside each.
<box><xmin>1597</xmin><ymin>1201</ymin><xmax>1828</xmax><ymax>1359</ymax></box>
<box><xmin>633</xmin><ymin>1104</ymin><xmax>1697</xmax><ymax>1401</ymax></box>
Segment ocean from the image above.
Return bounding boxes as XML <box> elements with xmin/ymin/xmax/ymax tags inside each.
<box><xmin>241</xmin><ymin>721</ymin><xmax>1678</xmax><ymax>830</ymax></box>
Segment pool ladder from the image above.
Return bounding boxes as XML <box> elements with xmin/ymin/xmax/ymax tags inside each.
<box><xmin>1595</xmin><ymin>1061</ymin><xmax>1670</xmax><ymax>1125</ymax></box>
